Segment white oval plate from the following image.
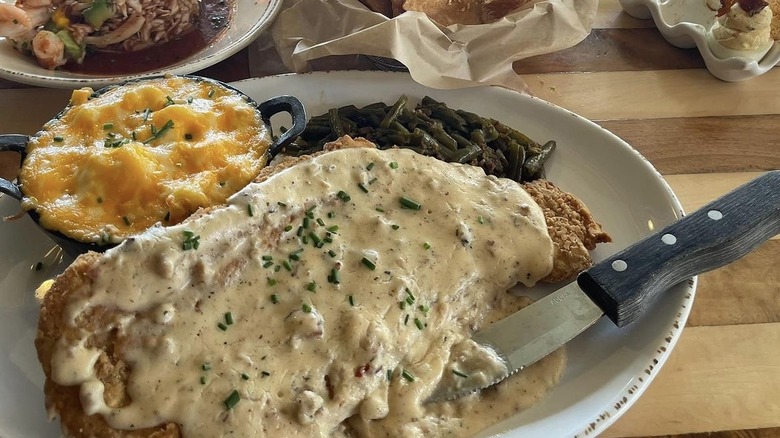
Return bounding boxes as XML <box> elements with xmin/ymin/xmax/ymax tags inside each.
<box><xmin>0</xmin><ymin>71</ymin><xmax>694</xmax><ymax>437</ymax></box>
<box><xmin>0</xmin><ymin>0</ymin><xmax>284</xmax><ymax>89</ymax></box>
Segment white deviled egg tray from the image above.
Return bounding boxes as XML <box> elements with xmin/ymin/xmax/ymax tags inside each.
<box><xmin>619</xmin><ymin>0</ymin><xmax>780</xmax><ymax>81</ymax></box>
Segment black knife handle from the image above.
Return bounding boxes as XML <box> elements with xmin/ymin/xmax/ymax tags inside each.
<box><xmin>577</xmin><ymin>170</ymin><xmax>780</xmax><ymax>328</ymax></box>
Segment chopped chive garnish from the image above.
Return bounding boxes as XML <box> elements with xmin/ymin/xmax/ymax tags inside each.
<box><xmin>316</xmin><ymin>218</ymin><xmax>325</xmax><ymax>227</ymax></box>
<box><xmin>282</xmin><ymin>260</ymin><xmax>292</xmax><ymax>272</ymax></box>
<box><xmin>327</xmin><ymin>212</ymin><xmax>335</xmax><ymax>218</ymax></box>
<box><xmin>284</xmin><ymin>225</ymin><xmax>293</xmax><ymax>232</ymax></box>
<box><xmin>208</xmin><ymin>88</ymin><xmax>216</xmax><ymax>98</ymax></box>
<box><xmin>143</xmin><ymin>119</ymin><xmax>174</xmax><ymax>144</ymax></box>
<box><xmin>399</xmin><ymin>301</ymin><xmax>406</xmax><ymax>310</ymax></box>
<box><xmin>185</xmin><ymin>133</ymin><xmax>193</xmax><ymax>140</ymax></box>
<box><xmin>389</xmin><ymin>162</ymin><xmax>399</xmax><ymax>169</ymax></box>
<box><xmin>200</xmin><ymin>376</ymin><xmax>207</xmax><ymax>384</ymax></box>
<box><xmin>477</xmin><ymin>215</ymin><xmax>485</xmax><ymax>224</ymax></box>
<box><xmin>366</xmin><ymin>162</ymin><xmax>375</xmax><ymax>170</ymax></box>
<box><xmin>405</xmin><ymin>296</ymin><xmax>414</xmax><ymax>305</ymax></box>
<box><xmin>289</xmin><ymin>249</ymin><xmax>303</xmax><ymax>261</ymax></box>
<box><xmin>336</xmin><ymin>190</ymin><xmax>351</xmax><ymax>202</ymax></box>
<box><xmin>261</xmin><ymin>371</ymin><xmax>271</xmax><ymax>377</ymax></box>
<box><xmin>387</xmin><ymin>369</ymin><xmax>393</xmax><ymax>381</ymax></box>
<box><xmin>368</xmin><ymin>177</ymin><xmax>378</xmax><ymax>185</ymax></box>
<box><xmin>358</xmin><ymin>183</ymin><xmax>369</xmax><ymax>193</ymax></box>
<box><xmin>34</xmin><ymin>261</ymin><xmax>43</xmax><ymax>271</ymax></box>
<box><xmin>217</xmin><ymin>322</ymin><xmax>228</xmax><ymax>331</ymax></box>
<box><xmin>241</xmin><ymin>373</ymin><xmax>250</xmax><ymax>380</ymax></box>
<box><xmin>187</xmin><ymin>96</ymin><xmax>194</xmax><ymax>104</ymax></box>
<box><xmin>326</xmin><ymin>225</ymin><xmax>339</xmax><ymax>233</ymax></box>
<box><xmin>423</xmin><ymin>242</ymin><xmax>431</xmax><ymax>250</ymax></box>
<box><xmin>328</xmin><ymin>268</ymin><xmax>340</xmax><ymax>284</ymax></box>
<box><xmin>414</xmin><ymin>318</ymin><xmax>424</xmax><ymax>330</ymax></box>
<box><xmin>97</xmin><ymin>196</ymin><xmax>103</xmax><ymax>203</ymax></box>
<box><xmin>270</xmin><ymin>294</ymin><xmax>279</xmax><ymax>303</ymax></box>
<box><xmin>324</xmin><ymin>233</ymin><xmax>333</xmax><ymax>244</ymax></box>
<box><xmin>309</xmin><ymin>232</ymin><xmax>322</xmax><ymax>246</ymax></box>
<box><xmin>303</xmin><ymin>216</ymin><xmax>310</xmax><ymax>228</ymax></box>
<box><xmin>302</xmin><ymin>235</ymin><xmax>309</xmax><ymax>245</ymax></box>
<box><xmin>247</xmin><ymin>204</ymin><xmax>254</xmax><ymax>216</ymax></box>
<box><xmin>182</xmin><ymin>230</ymin><xmax>200</xmax><ymax>250</ymax></box>
<box><xmin>348</xmin><ymin>295</ymin><xmax>355</xmax><ymax>306</ymax></box>
<box><xmin>327</xmin><ymin>249</ymin><xmax>337</xmax><ymax>258</ymax></box>
<box><xmin>302</xmin><ymin>303</ymin><xmax>312</xmax><ymax>313</ymax></box>
<box><xmin>102</xmin><ymin>123</ymin><xmax>114</xmax><ymax>130</ymax></box>
<box><xmin>223</xmin><ymin>390</ymin><xmax>240</xmax><ymax>410</ymax></box>
<box><xmin>267</xmin><ymin>278</ymin><xmax>277</xmax><ymax>286</ymax></box>
<box><xmin>307</xmin><ymin>281</ymin><xmax>317</xmax><ymax>292</ymax></box>
<box><xmin>225</xmin><ymin>312</ymin><xmax>234</xmax><ymax>325</ymax></box>
<box><xmin>400</xmin><ymin>196</ymin><xmax>422</xmax><ymax>210</ymax></box>
<box><xmin>164</xmin><ymin>211</ymin><xmax>170</xmax><ymax>222</ymax></box>
<box><xmin>165</xmin><ymin>96</ymin><xmax>175</xmax><ymax>106</ymax></box>
<box><xmin>453</xmin><ymin>370</ymin><xmax>469</xmax><ymax>378</ymax></box>
<box><xmin>418</xmin><ymin>305</ymin><xmax>429</xmax><ymax>314</ymax></box>
<box><xmin>122</xmin><ymin>216</ymin><xmax>131</xmax><ymax>226</ymax></box>
<box><xmin>296</xmin><ymin>226</ymin><xmax>304</xmax><ymax>237</ymax></box>
<box><xmin>53</xmin><ymin>135</ymin><xmax>64</xmax><ymax>142</ymax></box>
<box><xmin>277</xmin><ymin>201</ymin><xmax>287</xmax><ymax>207</ymax></box>
<box><xmin>404</xmin><ymin>314</ymin><xmax>409</xmax><ymax>325</ymax></box>
<box><xmin>401</xmin><ymin>370</ymin><xmax>415</xmax><ymax>382</ymax></box>
<box><xmin>361</xmin><ymin>257</ymin><xmax>376</xmax><ymax>270</ymax></box>
<box><xmin>274</xmin><ymin>265</ymin><xmax>281</xmax><ymax>272</ymax></box>
<box><xmin>375</xmin><ymin>206</ymin><xmax>385</xmax><ymax>212</ymax></box>
<box><xmin>405</xmin><ymin>288</ymin><xmax>416</xmax><ymax>302</ymax></box>
<box><xmin>262</xmin><ymin>255</ymin><xmax>273</xmax><ymax>261</ymax></box>
<box><xmin>202</xmin><ymin>363</ymin><xmax>211</xmax><ymax>371</ymax></box>
<box><xmin>263</xmin><ymin>260</ymin><xmax>274</xmax><ymax>268</ymax></box>
<box><xmin>142</xmin><ymin>108</ymin><xmax>151</xmax><ymax>121</ymax></box>
<box><xmin>391</xmin><ymin>224</ymin><xmax>400</xmax><ymax>230</ymax></box>
<box><xmin>131</xmin><ymin>131</ymin><xmax>137</xmax><ymax>140</ymax></box>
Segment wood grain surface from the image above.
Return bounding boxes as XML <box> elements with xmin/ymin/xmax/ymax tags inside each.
<box><xmin>0</xmin><ymin>0</ymin><xmax>777</xmax><ymax>436</ymax></box>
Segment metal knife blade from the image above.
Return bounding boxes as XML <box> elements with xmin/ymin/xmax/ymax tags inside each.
<box><xmin>431</xmin><ymin>170</ymin><xmax>780</xmax><ymax>402</ymax></box>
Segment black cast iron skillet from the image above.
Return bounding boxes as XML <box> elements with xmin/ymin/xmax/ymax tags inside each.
<box><xmin>0</xmin><ymin>75</ymin><xmax>306</xmax><ymax>258</ymax></box>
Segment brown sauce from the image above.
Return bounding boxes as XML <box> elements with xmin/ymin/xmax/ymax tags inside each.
<box><xmin>62</xmin><ymin>0</ymin><xmax>231</xmax><ymax>75</ymax></box>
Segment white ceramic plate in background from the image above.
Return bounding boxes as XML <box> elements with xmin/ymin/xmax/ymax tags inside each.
<box><xmin>0</xmin><ymin>71</ymin><xmax>694</xmax><ymax>437</ymax></box>
<box><xmin>0</xmin><ymin>0</ymin><xmax>284</xmax><ymax>88</ymax></box>
<box><xmin>619</xmin><ymin>0</ymin><xmax>780</xmax><ymax>82</ymax></box>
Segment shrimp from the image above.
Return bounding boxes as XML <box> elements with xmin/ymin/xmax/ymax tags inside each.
<box><xmin>0</xmin><ymin>1</ymin><xmax>50</xmax><ymax>38</ymax></box>
<box><xmin>0</xmin><ymin>3</ymin><xmax>33</xmax><ymax>37</ymax></box>
<box><xmin>31</xmin><ymin>29</ymin><xmax>66</xmax><ymax>69</ymax></box>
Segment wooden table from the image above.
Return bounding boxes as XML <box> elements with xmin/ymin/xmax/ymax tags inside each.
<box><xmin>0</xmin><ymin>0</ymin><xmax>778</xmax><ymax>436</ymax></box>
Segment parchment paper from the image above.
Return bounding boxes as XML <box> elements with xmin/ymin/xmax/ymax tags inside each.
<box><xmin>269</xmin><ymin>0</ymin><xmax>597</xmax><ymax>92</ymax></box>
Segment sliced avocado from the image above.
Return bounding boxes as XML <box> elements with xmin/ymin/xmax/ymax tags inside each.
<box><xmin>56</xmin><ymin>30</ymin><xmax>85</xmax><ymax>61</ymax></box>
<box><xmin>83</xmin><ymin>0</ymin><xmax>114</xmax><ymax>28</ymax></box>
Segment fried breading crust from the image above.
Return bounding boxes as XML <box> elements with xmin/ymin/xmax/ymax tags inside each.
<box><xmin>523</xmin><ymin>179</ymin><xmax>612</xmax><ymax>283</ymax></box>
<box><xmin>36</xmin><ymin>137</ymin><xmax>608</xmax><ymax>437</ymax></box>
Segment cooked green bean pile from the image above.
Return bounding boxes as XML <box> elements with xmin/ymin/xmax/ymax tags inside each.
<box><xmin>282</xmin><ymin>95</ymin><xmax>556</xmax><ymax>182</ymax></box>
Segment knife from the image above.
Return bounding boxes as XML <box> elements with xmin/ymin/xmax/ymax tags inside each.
<box><xmin>432</xmin><ymin>170</ymin><xmax>780</xmax><ymax>401</ymax></box>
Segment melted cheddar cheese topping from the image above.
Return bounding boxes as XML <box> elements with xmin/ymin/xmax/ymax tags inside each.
<box><xmin>19</xmin><ymin>76</ymin><xmax>270</xmax><ymax>244</ymax></box>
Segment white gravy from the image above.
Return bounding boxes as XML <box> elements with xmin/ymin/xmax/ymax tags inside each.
<box><xmin>49</xmin><ymin>147</ymin><xmax>563</xmax><ymax>437</ymax></box>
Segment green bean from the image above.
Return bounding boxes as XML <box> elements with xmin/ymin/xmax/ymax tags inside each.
<box><xmin>451</xmin><ymin>145</ymin><xmax>481</xmax><ymax>164</ymax></box>
<box><xmin>423</xmin><ymin>125</ymin><xmax>457</xmax><ymax>151</ymax></box>
<box><xmin>470</xmin><ymin>129</ymin><xmax>486</xmax><ymax>145</ymax></box>
<box><xmin>522</xmin><ymin>140</ymin><xmax>556</xmax><ymax>180</ymax></box>
<box><xmin>389</xmin><ymin>120</ymin><xmax>410</xmax><ymax>134</ymax></box>
<box><xmin>329</xmin><ymin>108</ymin><xmax>345</xmax><ymax>138</ymax></box>
<box><xmin>450</xmin><ymin>133</ymin><xmax>475</xmax><ymax>150</ymax></box>
<box><xmin>380</xmin><ymin>95</ymin><xmax>408</xmax><ymax>128</ymax></box>
<box><xmin>506</xmin><ymin>141</ymin><xmax>525</xmax><ymax>181</ymax></box>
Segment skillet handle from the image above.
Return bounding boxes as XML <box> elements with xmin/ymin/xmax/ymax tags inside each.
<box><xmin>258</xmin><ymin>96</ymin><xmax>307</xmax><ymax>160</ymax></box>
<box><xmin>0</xmin><ymin>134</ymin><xmax>28</xmax><ymax>201</ymax></box>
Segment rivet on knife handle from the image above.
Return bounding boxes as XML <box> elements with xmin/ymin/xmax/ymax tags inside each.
<box><xmin>578</xmin><ymin>170</ymin><xmax>780</xmax><ymax>328</ymax></box>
